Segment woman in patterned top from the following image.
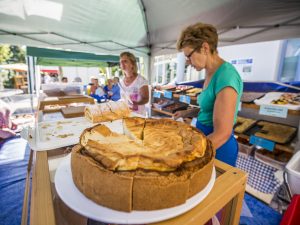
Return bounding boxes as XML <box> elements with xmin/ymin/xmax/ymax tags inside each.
<box><xmin>119</xmin><ymin>52</ymin><xmax>149</xmax><ymax>115</ymax></box>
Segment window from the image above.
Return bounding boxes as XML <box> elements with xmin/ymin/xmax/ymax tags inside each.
<box><xmin>278</xmin><ymin>38</ymin><xmax>300</xmax><ymax>82</ymax></box>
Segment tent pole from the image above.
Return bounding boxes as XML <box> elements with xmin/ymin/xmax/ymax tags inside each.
<box><xmin>138</xmin><ymin>0</ymin><xmax>151</xmax><ymax>54</ymax></box>
<box><xmin>138</xmin><ymin>0</ymin><xmax>152</xmax><ymax>82</ymax></box>
<box><xmin>26</xmin><ymin>56</ymin><xmax>36</xmax><ymax>94</ymax></box>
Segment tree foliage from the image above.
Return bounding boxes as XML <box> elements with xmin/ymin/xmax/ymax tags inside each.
<box><xmin>0</xmin><ymin>44</ymin><xmax>25</xmax><ymax>64</ymax></box>
<box><xmin>9</xmin><ymin>45</ymin><xmax>25</xmax><ymax>63</ymax></box>
<box><xmin>0</xmin><ymin>45</ymin><xmax>12</xmax><ymax>63</ymax></box>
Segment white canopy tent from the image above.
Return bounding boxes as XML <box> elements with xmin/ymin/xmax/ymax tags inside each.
<box><xmin>1</xmin><ymin>0</ymin><xmax>300</xmax><ymax>81</ymax></box>
<box><xmin>0</xmin><ymin>63</ymin><xmax>27</xmax><ymax>71</ymax></box>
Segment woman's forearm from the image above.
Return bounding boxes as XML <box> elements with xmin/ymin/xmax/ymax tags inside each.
<box><xmin>207</xmin><ymin>129</ymin><xmax>231</xmax><ymax>150</ymax></box>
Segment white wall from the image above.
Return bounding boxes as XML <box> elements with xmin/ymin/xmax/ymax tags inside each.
<box><xmin>62</xmin><ymin>67</ymin><xmax>99</xmax><ymax>84</ymax></box>
<box><xmin>218</xmin><ymin>40</ymin><xmax>283</xmax><ymax>81</ymax></box>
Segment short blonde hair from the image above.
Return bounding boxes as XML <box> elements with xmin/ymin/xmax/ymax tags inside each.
<box><xmin>176</xmin><ymin>23</ymin><xmax>218</xmax><ymax>54</ymax></box>
<box><xmin>120</xmin><ymin>52</ymin><xmax>138</xmax><ymax>74</ymax></box>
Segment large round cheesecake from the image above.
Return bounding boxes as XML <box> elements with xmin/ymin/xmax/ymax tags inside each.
<box><xmin>71</xmin><ymin>117</ymin><xmax>215</xmax><ymax>212</ymax></box>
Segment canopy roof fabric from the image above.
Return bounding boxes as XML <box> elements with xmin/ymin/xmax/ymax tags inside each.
<box><xmin>27</xmin><ymin>47</ymin><xmax>120</xmax><ymax>67</ymax></box>
<box><xmin>0</xmin><ymin>0</ymin><xmax>300</xmax><ymax>56</ymax></box>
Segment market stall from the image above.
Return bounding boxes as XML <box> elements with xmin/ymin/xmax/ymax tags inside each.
<box><xmin>20</xmin><ymin>102</ymin><xmax>247</xmax><ymax>225</ymax></box>
<box><xmin>1</xmin><ymin>1</ymin><xmax>300</xmax><ymax>225</ymax></box>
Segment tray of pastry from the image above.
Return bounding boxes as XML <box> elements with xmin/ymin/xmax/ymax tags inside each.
<box><xmin>61</xmin><ymin>106</ymin><xmax>86</xmax><ymax>118</ymax></box>
<box><xmin>234</xmin><ymin>116</ymin><xmax>257</xmax><ymax>134</ymax></box>
<box><xmin>43</xmin><ymin>104</ymin><xmax>66</xmax><ymax>113</ymax></box>
<box><xmin>152</xmin><ymin>99</ymin><xmax>175</xmax><ymax>110</ymax></box>
<box><xmin>254</xmin><ymin>92</ymin><xmax>300</xmax><ymax>110</ymax></box>
<box><xmin>171</xmin><ymin>85</ymin><xmax>194</xmax><ymax>94</ymax></box>
<box><xmin>158</xmin><ymin>85</ymin><xmax>177</xmax><ymax>91</ymax></box>
<box><xmin>243</xmin><ymin>120</ymin><xmax>297</xmax><ymax>144</ymax></box>
<box><xmin>162</xmin><ymin>102</ymin><xmax>189</xmax><ymax>113</ymax></box>
<box><xmin>241</xmin><ymin>92</ymin><xmax>265</xmax><ymax>103</ymax></box>
<box><xmin>186</xmin><ymin>88</ymin><xmax>202</xmax><ymax>97</ymax></box>
<box><xmin>271</xmin><ymin>93</ymin><xmax>300</xmax><ymax>105</ymax></box>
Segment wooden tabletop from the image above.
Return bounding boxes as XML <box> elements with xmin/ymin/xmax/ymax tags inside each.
<box><xmin>23</xmin><ymin>150</ymin><xmax>247</xmax><ymax>225</ymax></box>
<box><xmin>39</xmin><ymin>95</ymin><xmax>95</xmax><ymax>110</ymax></box>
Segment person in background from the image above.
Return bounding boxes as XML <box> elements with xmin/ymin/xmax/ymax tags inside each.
<box><xmin>113</xmin><ymin>76</ymin><xmax>120</xmax><ymax>85</ymax></box>
<box><xmin>43</xmin><ymin>72</ymin><xmax>51</xmax><ymax>84</ymax></box>
<box><xmin>174</xmin><ymin>22</ymin><xmax>243</xmax><ymax>167</ymax></box>
<box><xmin>89</xmin><ymin>76</ymin><xmax>98</xmax><ymax>95</ymax></box>
<box><xmin>40</xmin><ymin>73</ymin><xmax>45</xmax><ymax>84</ymax></box>
<box><xmin>111</xmin><ymin>76</ymin><xmax>121</xmax><ymax>101</ymax></box>
<box><xmin>73</xmin><ymin>77</ymin><xmax>82</xmax><ymax>83</ymax></box>
<box><xmin>0</xmin><ymin>100</ymin><xmax>16</xmax><ymax>140</ymax></box>
<box><xmin>61</xmin><ymin>77</ymin><xmax>68</xmax><ymax>83</ymax></box>
<box><xmin>104</xmin><ymin>79</ymin><xmax>113</xmax><ymax>94</ymax></box>
<box><xmin>51</xmin><ymin>73</ymin><xmax>59</xmax><ymax>82</ymax></box>
<box><xmin>104</xmin><ymin>78</ymin><xmax>121</xmax><ymax>101</ymax></box>
<box><xmin>89</xmin><ymin>76</ymin><xmax>107</xmax><ymax>102</ymax></box>
<box><xmin>119</xmin><ymin>52</ymin><xmax>149</xmax><ymax>115</ymax></box>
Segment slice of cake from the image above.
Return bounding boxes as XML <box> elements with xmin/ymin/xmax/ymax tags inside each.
<box><xmin>123</xmin><ymin>117</ymin><xmax>145</xmax><ymax>141</ymax></box>
<box><xmin>85</xmin><ymin>101</ymin><xmax>130</xmax><ymax>123</ymax></box>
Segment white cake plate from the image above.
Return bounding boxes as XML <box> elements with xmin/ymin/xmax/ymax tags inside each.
<box><xmin>55</xmin><ymin>154</ymin><xmax>216</xmax><ymax>224</ymax></box>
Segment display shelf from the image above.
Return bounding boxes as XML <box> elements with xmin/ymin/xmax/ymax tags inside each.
<box><xmin>152</xmin><ymin>107</ymin><xmax>174</xmax><ymax>117</ymax></box>
<box><xmin>153</xmin><ymin>90</ymin><xmax>198</xmax><ymax>102</ymax></box>
<box><xmin>173</xmin><ymin>93</ymin><xmax>198</xmax><ymax>101</ymax></box>
<box><xmin>152</xmin><ymin>89</ymin><xmax>199</xmax><ymax>118</ymax></box>
<box><xmin>235</xmin><ymin>133</ymin><xmax>294</xmax><ymax>154</ymax></box>
<box><xmin>242</xmin><ymin>103</ymin><xmax>300</xmax><ymax>116</ymax></box>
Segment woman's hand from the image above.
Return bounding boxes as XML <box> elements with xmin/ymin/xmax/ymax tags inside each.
<box><xmin>128</xmin><ymin>100</ymin><xmax>139</xmax><ymax>111</ymax></box>
<box><xmin>173</xmin><ymin>108</ymin><xmax>200</xmax><ymax>120</ymax></box>
<box><xmin>0</xmin><ymin>128</ymin><xmax>16</xmax><ymax>139</ymax></box>
<box><xmin>173</xmin><ymin>110</ymin><xmax>188</xmax><ymax>120</ymax></box>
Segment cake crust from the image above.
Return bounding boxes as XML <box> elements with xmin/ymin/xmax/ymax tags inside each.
<box><xmin>71</xmin><ymin>118</ymin><xmax>215</xmax><ymax>212</ymax></box>
<box><xmin>71</xmin><ymin>145</ymin><xmax>134</xmax><ymax>212</ymax></box>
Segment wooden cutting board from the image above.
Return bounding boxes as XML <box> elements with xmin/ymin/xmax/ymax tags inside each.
<box><xmin>61</xmin><ymin>106</ymin><xmax>86</xmax><ymax>118</ymax></box>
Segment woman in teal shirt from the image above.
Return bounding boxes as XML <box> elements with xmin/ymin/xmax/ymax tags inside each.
<box><xmin>174</xmin><ymin>23</ymin><xmax>243</xmax><ymax>166</ymax></box>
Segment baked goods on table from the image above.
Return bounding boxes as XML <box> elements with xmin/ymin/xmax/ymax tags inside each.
<box><xmin>253</xmin><ymin>121</ymin><xmax>297</xmax><ymax>144</ymax></box>
<box><xmin>271</xmin><ymin>93</ymin><xmax>300</xmax><ymax>105</ymax></box>
<box><xmin>71</xmin><ymin>117</ymin><xmax>215</xmax><ymax>212</ymax></box>
<box><xmin>234</xmin><ymin>116</ymin><xmax>256</xmax><ymax>134</ymax></box>
<box><xmin>152</xmin><ymin>99</ymin><xmax>174</xmax><ymax>109</ymax></box>
<box><xmin>85</xmin><ymin>101</ymin><xmax>130</xmax><ymax>123</ymax></box>
<box><xmin>162</xmin><ymin>102</ymin><xmax>188</xmax><ymax>113</ymax></box>
<box><xmin>186</xmin><ymin>88</ymin><xmax>202</xmax><ymax>96</ymax></box>
<box><xmin>61</xmin><ymin>106</ymin><xmax>85</xmax><ymax>118</ymax></box>
<box><xmin>176</xmin><ymin>85</ymin><xmax>194</xmax><ymax>91</ymax></box>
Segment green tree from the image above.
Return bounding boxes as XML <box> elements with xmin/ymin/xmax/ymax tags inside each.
<box><xmin>0</xmin><ymin>45</ymin><xmax>12</xmax><ymax>63</ymax></box>
<box><xmin>0</xmin><ymin>45</ymin><xmax>26</xmax><ymax>88</ymax></box>
<box><xmin>0</xmin><ymin>45</ymin><xmax>25</xmax><ymax>64</ymax></box>
<box><xmin>8</xmin><ymin>45</ymin><xmax>25</xmax><ymax>63</ymax></box>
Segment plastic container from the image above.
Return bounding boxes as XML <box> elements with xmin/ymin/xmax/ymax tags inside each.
<box><xmin>129</xmin><ymin>87</ymin><xmax>139</xmax><ymax>111</ymax></box>
<box><xmin>237</xmin><ymin>138</ymin><xmax>255</xmax><ymax>158</ymax></box>
<box><xmin>286</xmin><ymin>151</ymin><xmax>300</xmax><ymax>196</ymax></box>
<box><xmin>255</xmin><ymin>149</ymin><xmax>292</xmax><ymax>170</ymax></box>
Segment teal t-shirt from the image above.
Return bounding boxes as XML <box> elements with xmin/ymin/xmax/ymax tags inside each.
<box><xmin>197</xmin><ymin>62</ymin><xmax>243</xmax><ymax>126</ymax></box>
